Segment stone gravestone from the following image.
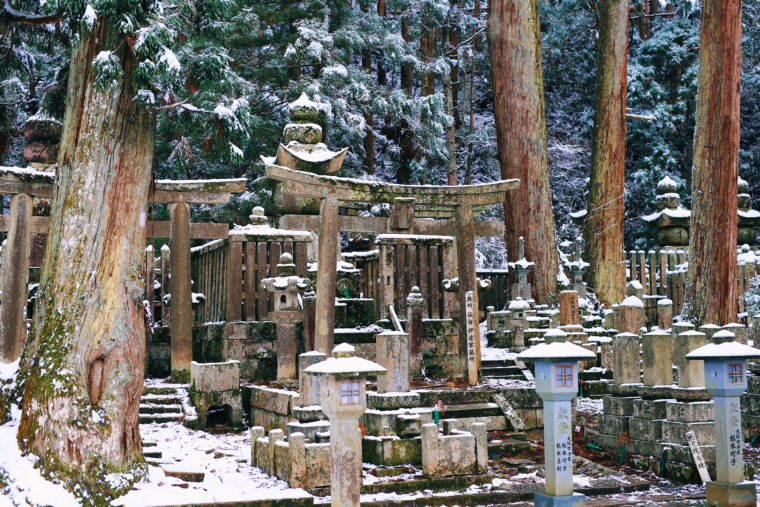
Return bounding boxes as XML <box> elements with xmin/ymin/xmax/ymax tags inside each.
<box><xmin>465</xmin><ymin>291</ymin><xmax>478</xmax><ymax>384</ymax></box>
<box><xmin>376</xmin><ymin>331</ymin><xmax>410</xmax><ymax>394</ymax></box>
<box><xmin>559</xmin><ymin>291</ymin><xmax>580</xmax><ymax>327</ymax></box>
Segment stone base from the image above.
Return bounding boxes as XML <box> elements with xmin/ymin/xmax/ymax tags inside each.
<box><xmin>637</xmin><ymin>385</ymin><xmax>712</xmax><ymax>402</ymax></box>
<box><xmin>607</xmin><ymin>384</ymin><xmax>643</xmax><ymax>396</ymax></box>
<box><xmin>534</xmin><ymin>492</ymin><xmax>586</xmax><ymax>507</ymax></box>
<box><xmin>363</xmin><ymin>436</ymin><xmax>422</xmax><ymax>466</ymax></box>
<box><xmin>292</xmin><ymin>405</ymin><xmax>326</xmax><ymax>422</ymax></box>
<box><xmin>706</xmin><ymin>481</ymin><xmax>757</xmax><ymax>507</ymax></box>
<box><xmin>367</xmin><ymin>391</ymin><xmax>421</xmax><ymax>410</ymax></box>
<box><xmin>189</xmin><ymin>389</ymin><xmax>243</xmax><ymax>431</ymax></box>
<box><xmin>286</xmin><ymin>420</ymin><xmax>330</xmax><ymax>442</ymax></box>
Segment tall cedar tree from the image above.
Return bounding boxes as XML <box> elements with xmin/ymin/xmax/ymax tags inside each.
<box><xmin>584</xmin><ymin>0</ymin><xmax>630</xmax><ymax>305</ymax></box>
<box><xmin>487</xmin><ymin>0</ymin><xmax>560</xmax><ymax>303</ymax></box>
<box><xmin>685</xmin><ymin>0</ymin><xmax>742</xmax><ymax>325</ymax></box>
<box><xmin>12</xmin><ymin>0</ymin><xmax>252</xmax><ymax>503</ymax></box>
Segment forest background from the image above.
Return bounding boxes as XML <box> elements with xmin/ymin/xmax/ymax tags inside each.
<box><xmin>1</xmin><ymin>0</ymin><xmax>759</xmax><ymax>268</ymax></box>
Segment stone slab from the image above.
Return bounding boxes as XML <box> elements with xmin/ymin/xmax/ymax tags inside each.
<box><xmin>607</xmin><ymin>384</ymin><xmax>643</xmax><ymax>396</ymax></box>
<box><xmin>706</xmin><ymin>481</ymin><xmax>757</xmax><ymax>507</ymax></box>
<box><xmin>367</xmin><ymin>392</ymin><xmax>421</xmax><ymax>410</ymax></box>
<box><xmin>190</xmin><ymin>360</ymin><xmax>240</xmax><ymax>392</ymax></box>
<box><xmin>534</xmin><ymin>492</ymin><xmax>586</xmax><ymax>507</ymax></box>
<box><xmin>632</xmin><ymin>399</ymin><xmax>674</xmax><ymax>420</ymax></box>
<box><xmin>603</xmin><ymin>396</ymin><xmax>639</xmax><ymax>416</ymax></box>
<box><xmin>665</xmin><ymin>401</ymin><xmax>714</xmax><ymax>423</ymax></box>
<box><xmin>598</xmin><ymin>414</ymin><xmax>630</xmax><ymax>436</ymax></box>
<box><xmin>662</xmin><ymin>421</ymin><xmax>714</xmax><ymax>446</ymax></box>
<box><xmin>637</xmin><ymin>385</ymin><xmax>712</xmax><ymax>402</ymax></box>
<box><xmin>247</xmin><ymin>385</ymin><xmax>298</xmax><ymax>415</ymax></box>
<box><xmin>628</xmin><ymin>418</ymin><xmax>663</xmax><ymax>442</ymax></box>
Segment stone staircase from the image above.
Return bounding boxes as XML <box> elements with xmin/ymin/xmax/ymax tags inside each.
<box><xmin>481</xmin><ymin>359</ymin><xmax>528</xmax><ymax>380</ymax></box>
<box><xmin>139</xmin><ymin>384</ymin><xmax>188</xmax><ymax>424</ymax></box>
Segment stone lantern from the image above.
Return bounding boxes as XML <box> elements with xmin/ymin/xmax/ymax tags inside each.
<box><xmin>507</xmin><ymin>237</ymin><xmax>535</xmax><ymax>301</ymax></box>
<box><xmin>517</xmin><ymin>331</ymin><xmax>596</xmax><ymax>507</ymax></box>
<box><xmin>737</xmin><ymin>177</ymin><xmax>760</xmax><ymax>245</ymax></box>
<box><xmin>508</xmin><ymin>297</ymin><xmax>530</xmax><ymax>349</ymax></box>
<box><xmin>686</xmin><ymin>330</ymin><xmax>760</xmax><ymax>507</ymax></box>
<box><xmin>304</xmin><ymin>343</ymin><xmax>386</xmax><ymax>507</ymax></box>
<box><xmin>566</xmin><ymin>238</ymin><xmax>588</xmax><ymax>299</ymax></box>
<box><xmin>261</xmin><ymin>252</ymin><xmax>312</xmax><ymax>380</ymax></box>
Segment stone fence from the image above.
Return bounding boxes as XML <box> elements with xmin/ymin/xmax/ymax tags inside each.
<box><xmin>252</xmin><ymin>428</ymin><xmax>331</xmax><ymax>490</ymax></box>
<box><xmin>624</xmin><ymin>247</ymin><xmax>758</xmax><ymax>315</ymax></box>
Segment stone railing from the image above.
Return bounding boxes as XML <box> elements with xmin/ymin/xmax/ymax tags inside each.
<box><xmin>251</xmin><ymin>428</ymin><xmax>330</xmax><ymax>490</ymax></box>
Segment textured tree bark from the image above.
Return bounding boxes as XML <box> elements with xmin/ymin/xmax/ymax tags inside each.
<box><xmin>487</xmin><ymin>0</ymin><xmax>560</xmax><ymax>303</ymax></box>
<box><xmin>584</xmin><ymin>0</ymin><xmax>629</xmax><ymax>306</ymax></box>
<box><xmin>685</xmin><ymin>0</ymin><xmax>741</xmax><ymax>326</ymax></box>
<box><xmin>17</xmin><ymin>18</ymin><xmax>153</xmax><ymax>500</ymax></box>
<box><xmin>401</xmin><ymin>18</ymin><xmax>413</xmax><ymax>97</ymax></box>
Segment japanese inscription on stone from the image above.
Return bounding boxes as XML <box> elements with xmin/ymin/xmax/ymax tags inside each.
<box><xmin>465</xmin><ymin>291</ymin><xmax>477</xmax><ymax>381</ymax></box>
<box><xmin>686</xmin><ymin>431</ymin><xmax>710</xmax><ymax>484</ymax></box>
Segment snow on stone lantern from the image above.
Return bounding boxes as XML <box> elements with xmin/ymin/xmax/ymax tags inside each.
<box><xmin>507</xmin><ymin>237</ymin><xmax>535</xmax><ymax>302</ymax></box>
<box><xmin>508</xmin><ymin>297</ymin><xmax>530</xmax><ymax>349</ymax></box>
<box><xmin>517</xmin><ymin>331</ymin><xmax>596</xmax><ymax>507</ymax></box>
<box><xmin>686</xmin><ymin>330</ymin><xmax>760</xmax><ymax>507</ymax></box>
<box><xmin>642</xmin><ymin>175</ymin><xmax>690</xmax><ymax>247</ymax></box>
<box><xmin>566</xmin><ymin>238</ymin><xmax>588</xmax><ymax>299</ymax></box>
<box><xmin>261</xmin><ymin>252</ymin><xmax>312</xmax><ymax>381</ymax></box>
<box><xmin>737</xmin><ymin>177</ymin><xmax>760</xmax><ymax>245</ymax></box>
<box><xmin>304</xmin><ymin>343</ymin><xmax>386</xmax><ymax>507</ymax></box>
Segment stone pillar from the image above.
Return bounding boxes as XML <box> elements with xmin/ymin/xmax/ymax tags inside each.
<box><xmin>657</xmin><ymin>299</ymin><xmax>673</xmax><ymax>330</ymax></box>
<box><xmin>617</xmin><ymin>296</ymin><xmax>645</xmax><ymax>335</ymax></box>
<box><xmin>699</xmin><ymin>324</ymin><xmax>721</xmax><ymax>343</ymax></box>
<box><xmin>303</xmin><ymin>291</ymin><xmax>316</xmax><ymax>351</ymax></box>
<box><xmin>613</xmin><ymin>332</ymin><xmax>641</xmax><ymax>384</ymax></box>
<box><xmin>675</xmin><ymin>331</ymin><xmax>705</xmax><ymax>388</ymax></box>
<box><xmin>161</xmin><ymin>244</ymin><xmax>171</xmax><ymax>326</ymax></box>
<box><xmin>559</xmin><ymin>291</ymin><xmax>580</xmax><ymax>326</ymax></box>
<box><xmin>543</xmin><ymin>400</ymin><xmax>575</xmax><ymax>497</ymax></box>
<box><xmin>406</xmin><ymin>287</ymin><xmax>424</xmax><ymax>377</ymax></box>
<box><xmin>376</xmin><ymin>331</ymin><xmax>410</xmax><ymax>394</ymax></box>
<box><xmin>749</xmin><ymin>316</ymin><xmax>760</xmax><ymax>346</ymax></box>
<box><xmin>170</xmin><ymin>202</ymin><xmax>192</xmax><ymax>382</ymax></box>
<box><xmin>642</xmin><ymin>331</ymin><xmax>673</xmax><ymax>386</ymax></box>
<box><xmin>0</xmin><ymin>193</ymin><xmax>32</xmax><ymax>362</ymax></box>
<box><xmin>723</xmin><ymin>323</ymin><xmax>748</xmax><ymax>345</ymax></box>
<box><xmin>314</xmin><ymin>197</ymin><xmax>340</xmax><ymax>354</ymax></box>
<box><xmin>456</xmin><ymin>204</ymin><xmax>479</xmax><ymax>384</ymax></box>
<box><xmin>270</xmin><ymin>312</ymin><xmax>300</xmax><ymax>380</ymax></box>
<box><xmin>378</xmin><ymin>243</ymin><xmax>394</xmax><ymax>320</ymax></box>
<box><xmin>298</xmin><ymin>351</ymin><xmax>325</xmax><ymax>407</ymax></box>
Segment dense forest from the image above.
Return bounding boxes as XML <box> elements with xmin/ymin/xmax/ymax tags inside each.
<box><xmin>1</xmin><ymin>0</ymin><xmax>758</xmax><ymax>258</ymax></box>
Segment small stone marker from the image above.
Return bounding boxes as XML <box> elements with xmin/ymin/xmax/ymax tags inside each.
<box><xmin>465</xmin><ymin>291</ymin><xmax>477</xmax><ymax>385</ymax></box>
<box><xmin>686</xmin><ymin>431</ymin><xmax>711</xmax><ymax>484</ymax></box>
<box><xmin>559</xmin><ymin>290</ymin><xmax>580</xmax><ymax>326</ymax></box>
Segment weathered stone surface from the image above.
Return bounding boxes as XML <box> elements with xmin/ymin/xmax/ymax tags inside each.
<box><xmin>665</xmin><ymin>401</ymin><xmax>714</xmax><ymax>423</ymax></box>
<box><xmin>628</xmin><ymin>418</ymin><xmax>664</xmax><ymax>442</ymax></box>
<box><xmin>642</xmin><ymin>331</ymin><xmax>673</xmax><ymax>386</ymax></box>
<box><xmin>598</xmin><ymin>414</ymin><xmax>630</xmax><ymax>435</ymax></box>
<box><xmin>24</xmin><ymin>118</ymin><xmax>63</xmax><ymax>143</ymax></box>
<box><xmin>190</xmin><ymin>360</ymin><xmax>240</xmax><ymax>392</ymax></box>
<box><xmin>633</xmin><ymin>398</ymin><xmax>674</xmax><ymax>420</ymax></box>
<box><xmin>612</xmin><ymin>333</ymin><xmax>641</xmax><ymax>385</ymax></box>
<box><xmin>638</xmin><ymin>385</ymin><xmax>712</xmax><ymax>402</ymax></box>
<box><xmin>662</xmin><ymin>420</ymin><xmax>714</xmax><ymax>445</ymax></box>
<box><xmin>248</xmin><ymin>385</ymin><xmax>298</xmax><ymax>415</ymax></box>
<box><xmin>617</xmin><ymin>299</ymin><xmax>645</xmax><ymax>335</ymax></box>
<box><xmin>23</xmin><ymin>141</ymin><xmax>58</xmax><ymax>163</ymax></box>
<box><xmin>559</xmin><ymin>291</ymin><xmax>580</xmax><ymax>326</ymax></box>
<box><xmin>603</xmin><ymin>395</ymin><xmax>639</xmax><ymax>416</ymax></box>
<box><xmin>376</xmin><ymin>331</ymin><xmax>410</xmax><ymax>394</ymax></box>
<box><xmin>367</xmin><ymin>391</ymin><xmax>420</xmax><ymax>410</ymax></box>
<box><xmin>189</xmin><ymin>389</ymin><xmax>243</xmax><ymax>430</ymax></box>
<box><xmin>420</xmin><ymin>421</ymin><xmax>486</xmax><ymax>478</ymax></box>
<box><xmin>675</xmin><ymin>331</ymin><xmax>706</xmax><ymax>388</ymax></box>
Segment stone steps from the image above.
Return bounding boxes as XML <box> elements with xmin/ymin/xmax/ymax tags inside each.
<box><xmin>481</xmin><ymin>366</ymin><xmax>523</xmax><ymax>378</ymax></box>
<box><xmin>140</xmin><ymin>403</ymin><xmax>183</xmax><ymax>414</ymax></box>
<box><xmin>443</xmin><ymin>403</ymin><xmax>502</xmax><ymax>418</ymax></box>
<box><xmin>139</xmin><ymin>383</ymin><xmax>188</xmax><ymax>424</ymax></box>
<box><xmin>487</xmin><ymin>439</ymin><xmax>532</xmax><ymax>457</ymax></box>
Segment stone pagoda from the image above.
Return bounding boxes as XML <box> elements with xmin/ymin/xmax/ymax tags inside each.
<box><xmin>642</xmin><ymin>175</ymin><xmax>690</xmax><ymax>247</ymax></box>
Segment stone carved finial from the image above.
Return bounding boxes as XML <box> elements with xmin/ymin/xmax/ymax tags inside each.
<box><xmin>518</xmin><ymin>236</ymin><xmax>525</xmax><ymax>260</ymax></box>
<box><xmin>277</xmin><ymin>252</ymin><xmax>296</xmax><ymax>277</ymax></box>
<box><xmin>249</xmin><ymin>206</ymin><xmax>268</xmax><ymax>226</ymax></box>
<box><xmin>407</xmin><ymin>286</ymin><xmax>425</xmax><ymax>307</ymax></box>
<box><xmin>332</xmin><ymin>342</ymin><xmax>356</xmax><ymax>358</ymax></box>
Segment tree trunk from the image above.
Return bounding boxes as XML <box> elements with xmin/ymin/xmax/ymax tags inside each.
<box><xmin>401</xmin><ymin>18</ymin><xmax>413</xmax><ymax>97</ymax></box>
<box><xmin>364</xmin><ymin>113</ymin><xmax>375</xmax><ymax>175</ymax></box>
<box><xmin>685</xmin><ymin>0</ymin><xmax>741</xmax><ymax>326</ymax></box>
<box><xmin>487</xmin><ymin>0</ymin><xmax>560</xmax><ymax>303</ymax></box>
<box><xmin>17</xmin><ymin>18</ymin><xmax>154</xmax><ymax>500</ymax></box>
<box><xmin>584</xmin><ymin>0</ymin><xmax>629</xmax><ymax>306</ymax></box>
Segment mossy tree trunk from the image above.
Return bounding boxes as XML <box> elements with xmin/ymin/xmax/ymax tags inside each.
<box><xmin>584</xmin><ymin>0</ymin><xmax>629</xmax><ymax>306</ymax></box>
<box><xmin>684</xmin><ymin>0</ymin><xmax>741</xmax><ymax>326</ymax></box>
<box><xmin>487</xmin><ymin>0</ymin><xmax>560</xmax><ymax>304</ymax></box>
<box><xmin>17</xmin><ymin>17</ymin><xmax>154</xmax><ymax>502</ymax></box>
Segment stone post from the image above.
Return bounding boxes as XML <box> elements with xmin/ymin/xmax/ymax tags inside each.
<box><xmin>687</xmin><ymin>332</ymin><xmax>760</xmax><ymax>507</ymax></box>
<box><xmin>314</xmin><ymin>197</ymin><xmax>340</xmax><ymax>354</ymax></box>
<box><xmin>750</xmin><ymin>316</ymin><xmax>760</xmax><ymax>347</ymax></box>
<box><xmin>376</xmin><ymin>331</ymin><xmax>410</xmax><ymax>394</ymax></box>
<box><xmin>675</xmin><ymin>330</ymin><xmax>706</xmax><ymax>388</ymax></box>
<box><xmin>304</xmin><ymin>344</ymin><xmax>386</xmax><ymax>507</ymax></box>
<box><xmin>517</xmin><ymin>332</ymin><xmax>595</xmax><ymax>507</ymax></box>
<box><xmin>161</xmin><ymin>244</ymin><xmax>171</xmax><ymax>326</ymax></box>
<box><xmin>699</xmin><ymin>324</ymin><xmax>721</xmax><ymax>343</ymax></box>
<box><xmin>169</xmin><ymin>202</ymin><xmax>192</xmax><ymax>383</ymax></box>
<box><xmin>298</xmin><ymin>351</ymin><xmax>326</xmax><ymax>407</ymax></box>
<box><xmin>617</xmin><ymin>296</ymin><xmax>645</xmax><ymax>335</ymax></box>
<box><xmin>657</xmin><ymin>299</ymin><xmax>673</xmax><ymax>330</ymax></box>
<box><xmin>406</xmin><ymin>287</ymin><xmax>425</xmax><ymax>377</ymax></box>
<box><xmin>723</xmin><ymin>323</ymin><xmax>748</xmax><ymax>345</ymax></box>
<box><xmin>0</xmin><ymin>193</ymin><xmax>32</xmax><ymax>362</ymax></box>
<box><xmin>559</xmin><ymin>290</ymin><xmax>580</xmax><ymax>326</ymax></box>
<box><xmin>456</xmin><ymin>204</ymin><xmax>479</xmax><ymax>384</ymax></box>
<box><xmin>612</xmin><ymin>332</ymin><xmax>641</xmax><ymax>385</ymax></box>
<box><xmin>303</xmin><ymin>291</ymin><xmax>316</xmax><ymax>351</ymax></box>
<box><xmin>642</xmin><ymin>331</ymin><xmax>673</xmax><ymax>386</ymax></box>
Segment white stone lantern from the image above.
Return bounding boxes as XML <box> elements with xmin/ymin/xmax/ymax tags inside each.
<box><xmin>304</xmin><ymin>343</ymin><xmax>386</xmax><ymax>507</ymax></box>
<box><xmin>687</xmin><ymin>330</ymin><xmax>760</xmax><ymax>507</ymax></box>
<box><xmin>517</xmin><ymin>330</ymin><xmax>596</xmax><ymax>507</ymax></box>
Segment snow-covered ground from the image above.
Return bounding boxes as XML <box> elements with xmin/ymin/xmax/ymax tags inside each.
<box><xmin>480</xmin><ymin>321</ymin><xmax>518</xmax><ymax>362</ymax></box>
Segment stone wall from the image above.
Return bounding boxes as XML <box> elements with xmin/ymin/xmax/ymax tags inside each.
<box><xmin>252</xmin><ymin>428</ymin><xmax>331</xmax><ymax>490</ymax></box>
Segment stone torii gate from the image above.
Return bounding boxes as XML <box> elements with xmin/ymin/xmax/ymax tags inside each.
<box><xmin>266</xmin><ymin>164</ymin><xmax>519</xmax><ymax>382</ymax></box>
